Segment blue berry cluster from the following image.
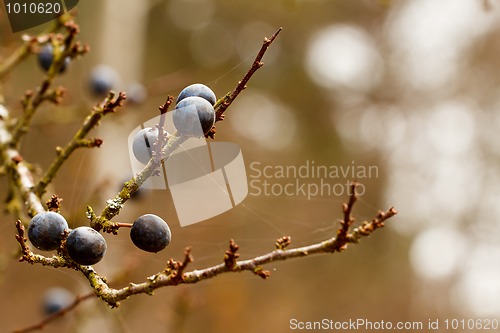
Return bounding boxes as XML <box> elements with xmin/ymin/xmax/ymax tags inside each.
<box><xmin>28</xmin><ymin>212</ymin><xmax>107</xmax><ymax>265</ymax></box>
<box><xmin>131</xmin><ymin>83</ymin><xmax>216</xmax><ymax>164</ymax></box>
<box><xmin>173</xmin><ymin>83</ymin><xmax>216</xmax><ymax>137</ymax></box>
<box><xmin>27</xmin><ymin>210</ymin><xmax>172</xmax><ymax>265</ymax></box>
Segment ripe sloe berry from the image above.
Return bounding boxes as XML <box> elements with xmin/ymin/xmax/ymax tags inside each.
<box><xmin>132</xmin><ymin>127</ymin><xmax>169</xmax><ymax>164</ymax></box>
<box><xmin>173</xmin><ymin>96</ymin><xmax>215</xmax><ymax>137</ymax></box>
<box><xmin>42</xmin><ymin>287</ymin><xmax>74</xmax><ymax>315</ymax></box>
<box><xmin>177</xmin><ymin>83</ymin><xmax>216</xmax><ymax>106</ymax></box>
<box><xmin>66</xmin><ymin>227</ymin><xmax>107</xmax><ymax>265</ymax></box>
<box><xmin>38</xmin><ymin>44</ymin><xmax>70</xmax><ymax>73</ymax></box>
<box><xmin>89</xmin><ymin>65</ymin><xmax>119</xmax><ymax>97</ymax></box>
<box><xmin>28</xmin><ymin>211</ymin><xmax>69</xmax><ymax>251</ymax></box>
<box><xmin>130</xmin><ymin>214</ymin><xmax>171</xmax><ymax>253</ymax></box>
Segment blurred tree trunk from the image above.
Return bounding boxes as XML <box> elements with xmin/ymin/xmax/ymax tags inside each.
<box><xmin>93</xmin><ymin>0</ymin><xmax>149</xmax><ymax>199</ymax></box>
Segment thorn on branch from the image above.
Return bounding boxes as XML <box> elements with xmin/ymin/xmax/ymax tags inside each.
<box><xmin>46</xmin><ymin>194</ymin><xmax>63</xmax><ymax>212</ymax></box>
<box><xmin>224</xmin><ymin>239</ymin><xmax>240</xmax><ymax>269</ymax></box>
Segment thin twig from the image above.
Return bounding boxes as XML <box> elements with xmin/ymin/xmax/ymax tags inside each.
<box><xmin>114</xmin><ymin>222</ymin><xmax>132</xmax><ymax>229</ymax></box>
<box><xmin>12</xmin><ymin>292</ymin><xmax>95</xmax><ymax>333</ymax></box>
<box><xmin>206</xmin><ymin>27</ymin><xmax>282</xmax><ymax>139</ymax></box>
<box><xmin>349</xmin><ymin>207</ymin><xmax>398</xmax><ymax>243</ymax></box>
<box><xmin>34</xmin><ymin>92</ymin><xmax>126</xmax><ymax>196</ymax></box>
<box><xmin>215</xmin><ymin>27</ymin><xmax>282</xmax><ymax>120</ymax></box>
<box><xmin>11</xmin><ymin>21</ymin><xmax>86</xmax><ymax>145</ymax></box>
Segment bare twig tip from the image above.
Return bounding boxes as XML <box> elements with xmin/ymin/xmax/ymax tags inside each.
<box><xmin>270</xmin><ymin>27</ymin><xmax>283</xmax><ymax>42</ymax></box>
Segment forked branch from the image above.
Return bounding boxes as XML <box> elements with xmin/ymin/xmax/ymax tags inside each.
<box><xmin>15</xmin><ymin>182</ymin><xmax>397</xmax><ymax>308</ymax></box>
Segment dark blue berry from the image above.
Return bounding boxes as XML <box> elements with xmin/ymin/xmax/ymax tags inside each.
<box><xmin>38</xmin><ymin>44</ymin><xmax>70</xmax><ymax>73</ymax></box>
<box><xmin>42</xmin><ymin>287</ymin><xmax>74</xmax><ymax>315</ymax></box>
<box><xmin>89</xmin><ymin>65</ymin><xmax>119</xmax><ymax>97</ymax></box>
<box><xmin>38</xmin><ymin>45</ymin><xmax>53</xmax><ymax>72</ymax></box>
<box><xmin>173</xmin><ymin>96</ymin><xmax>215</xmax><ymax>137</ymax></box>
<box><xmin>130</xmin><ymin>214</ymin><xmax>171</xmax><ymax>253</ymax></box>
<box><xmin>177</xmin><ymin>83</ymin><xmax>216</xmax><ymax>106</ymax></box>
<box><xmin>66</xmin><ymin>227</ymin><xmax>107</xmax><ymax>265</ymax></box>
<box><xmin>28</xmin><ymin>212</ymin><xmax>69</xmax><ymax>251</ymax></box>
<box><xmin>132</xmin><ymin>127</ymin><xmax>169</xmax><ymax>164</ymax></box>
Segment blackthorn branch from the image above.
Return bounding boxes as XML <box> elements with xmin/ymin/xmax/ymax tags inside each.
<box><xmin>0</xmin><ymin>19</ymin><xmax>399</xmax><ymax>332</ymax></box>
<box><xmin>14</xmin><ymin>183</ymin><xmax>397</xmax><ymax>309</ymax></box>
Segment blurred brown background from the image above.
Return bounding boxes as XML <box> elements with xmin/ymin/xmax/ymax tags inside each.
<box><xmin>2</xmin><ymin>0</ymin><xmax>500</xmax><ymax>332</ymax></box>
